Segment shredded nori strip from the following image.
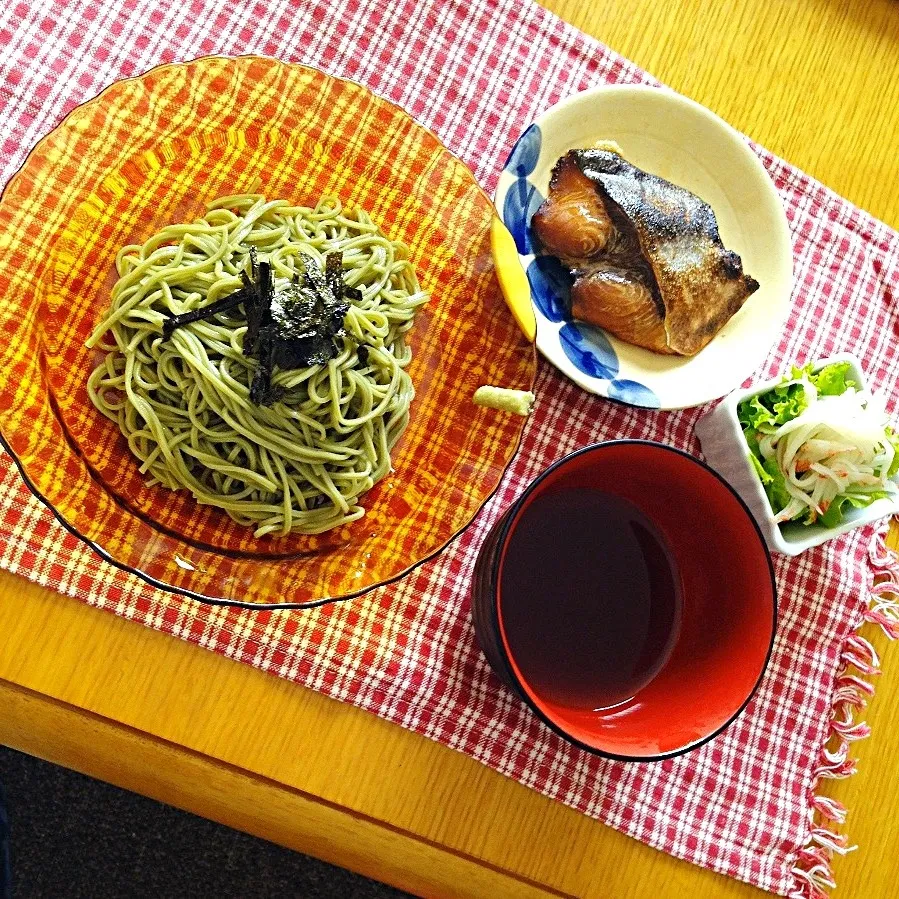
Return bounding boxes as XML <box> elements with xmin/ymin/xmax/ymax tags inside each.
<box><xmin>266</xmin><ymin>253</ymin><xmax>351</xmax><ymax>372</ymax></box>
<box><xmin>161</xmin><ymin>288</ymin><xmax>248</xmax><ymax>338</ymax></box>
<box><xmin>325</xmin><ymin>251</ymin><xmax>344</xmax><ymax>301</ymax></box>
<box><xmin>249</xmin><ymin>329</ymin><xmax>285</xmax><ymax>407</ymax></box>
<box><xmin>162</xmin><ymin>247</ymin><xmax>354</xmax><ymax>406</ymax></box>
<box><xmin>242</xmin><ymin>248</ymin><xmax>274</xmax><ymax>358</ymax></box>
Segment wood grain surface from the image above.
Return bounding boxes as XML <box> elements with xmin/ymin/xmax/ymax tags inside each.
<box><xmin>2</xmin><ymin>1</ymin><xmax>899</xmax><ymax>897</ymax></box>
<box><xmin>548</xmin><ymin>0</ymin><xmax>899</xmax><ymax>229</ymax></box>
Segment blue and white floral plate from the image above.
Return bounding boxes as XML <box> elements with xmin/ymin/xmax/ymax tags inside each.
<box><xmin>493</xmin><ymin>85</ymin><xmax>793</xmax><ymax>410</ymax></box>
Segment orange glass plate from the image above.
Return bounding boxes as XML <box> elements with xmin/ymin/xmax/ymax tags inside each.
<box><xmin>0</xmin><ymin>56</ymin><xmax>536</xmax><ymax>608</ymax></box>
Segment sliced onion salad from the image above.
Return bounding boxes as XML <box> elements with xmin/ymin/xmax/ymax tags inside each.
<box><xmin>737</xmin><ymin>363</ymin><xmax>899</xmax><ymax>527</ymax></box>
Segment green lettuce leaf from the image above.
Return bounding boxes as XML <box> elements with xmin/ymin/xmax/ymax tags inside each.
<box><xmin>887</xmin><ymin>428</ymin><xmax>899</xmax><ymax>478</ymax></box>
<box><xmin>761</xmin><ymin>456</ymin><xmax>792</xmax><ymax>516</ymax></box>
<box><xmin>768</xmin><ymin>382</ymin><xmax>807</xmax><ymax>425</ymax></box>
<box><xmin>748</xmin><ymin>451</ymin><xmax>770</xmax><ymax>484</ymax></box>
<box><xmin>737</xmin><ymin>381</ymin><xmax>807</xmax><ymax>434</ymax></box>
<box><xmin>737</xmin><ymin>395</ymin><xmax>773</xmax><ymax>432</ymax></box>
<box><xmin>818</xmin><ymin>490</ymin><xmax>889</xmax><ymax>529</ymax></box>
<box><xmin>809</xmin><ymin>361</ymin><xmax>856</xmax><ymax>396</ymax></box>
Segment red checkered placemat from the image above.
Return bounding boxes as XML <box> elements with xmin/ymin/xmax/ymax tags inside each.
<box><xmin>2</xmin><ymin>1</ymin><xmax>898</xmax><ymax>895</ymax></box>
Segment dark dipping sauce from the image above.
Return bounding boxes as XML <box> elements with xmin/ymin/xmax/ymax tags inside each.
<box><xmin>499</xmin><ymin>488</ymin><xmax>682</xmax><ymax>711</ymax></box>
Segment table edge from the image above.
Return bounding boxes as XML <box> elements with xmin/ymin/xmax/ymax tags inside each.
<box><xmin>0</xmin><ymin>675</ymin><xmax>568</xmax><ymax>899</ymax></box>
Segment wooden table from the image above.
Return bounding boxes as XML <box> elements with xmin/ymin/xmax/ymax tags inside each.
<box><xmin>2</xmin><ymin>1</ymin><xmax>899</xmax><ymax>896</ymax></box>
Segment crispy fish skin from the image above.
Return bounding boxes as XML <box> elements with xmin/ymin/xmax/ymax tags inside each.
<box><xmin>574</xmin><ymin>148</ymin><xmax>759</xmax><ymax>355</ymax></box>
<box><xmin>533</xmin><ymin>148</ymin><xmax>759</xmax><ymax>356</ymax></box>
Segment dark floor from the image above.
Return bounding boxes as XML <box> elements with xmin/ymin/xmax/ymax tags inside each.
<box><xmin>0</xmin><ymin>745</ymin><xmax>411</xmax><ymax>898</ymax></box>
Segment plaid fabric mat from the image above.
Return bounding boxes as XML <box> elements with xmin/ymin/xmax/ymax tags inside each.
<box><xmin>2</xmin><ymin>1</ymin><xmax>898</xmax><ymax>895</ymax></box>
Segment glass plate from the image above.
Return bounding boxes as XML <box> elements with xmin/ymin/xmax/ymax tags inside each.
<box><xmin>0</xmin><ymin>55</ymin><xmax>536</xmax><ymax>608</ymax></box>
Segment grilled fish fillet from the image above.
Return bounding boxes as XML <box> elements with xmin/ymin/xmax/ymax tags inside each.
<box><xmin>570</xmin><ymin>264</ymin><xmax>670</xmax><ymax>354</ymax></box>
<box><xmin>531</xmin><ymin>154</ymin><xmax>614</xmax><ymax>264</ymax></box>
<box><xmin>532</xmin><ymin>148</ymin><xmax>759</xmax><ymax>356</ymax></box>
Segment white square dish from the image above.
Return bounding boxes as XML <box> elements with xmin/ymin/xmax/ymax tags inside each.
<box><xmin>694</xmin><ymin>353</ymin><xmax>899</xmax><ymax>555</ymax></box>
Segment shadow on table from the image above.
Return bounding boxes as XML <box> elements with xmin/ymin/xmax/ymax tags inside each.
<box><xmin>0</xmin><ymin>745</ymin><xmax>411</xmax><ymax>899</ymax></box>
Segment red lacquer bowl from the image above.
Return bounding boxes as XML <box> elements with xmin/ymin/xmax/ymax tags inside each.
<box><xmin>471</xmin><ymin>441</ymin><xmax>777</xmax><ymax>761</ymax></box>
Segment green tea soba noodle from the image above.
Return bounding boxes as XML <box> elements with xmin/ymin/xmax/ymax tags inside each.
<box><xmin>86</xmin><ymin>194</ymin><xmax>428</xmax><ymax>537</ymax></box>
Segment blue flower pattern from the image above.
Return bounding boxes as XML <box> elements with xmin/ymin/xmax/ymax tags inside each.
<box><xmin>501</xmin><ymin>122</ymin><xmax>659</xmax><ymax>408</ymax></box>
<box><xmin>526</xmin><ymin>256</ymin><xmax>571</xmax><ymax>323</ymax></box>
<box><xmin>504</xmin><ymin>123</ymin><xmax>542</xmax><ymax>178</ymax></box>
<box><xmin>501</xmin><ymin>124</ymin><xmax>544</xmax><ymax>255</ymax></box>
<box><xmin>608</xmin><ymin>379</ymin><xmax>662</xmax><ymax>409</ymax></box>
<box><xmin>502</xmin><ymin>181</ymin><xmax>544</xmax><ymax>255</ymax></box>
<box><xmin>559</xmin><ymin>323</ymin><xmax>619</xmax><ymax>380</ymax></box>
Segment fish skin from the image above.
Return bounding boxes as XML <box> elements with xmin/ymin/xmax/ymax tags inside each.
<box><xmin>573</xmin><ymin>148</ymin><xmax>759</xmax><ymax>356</ymax></box>
<box><xmin>532</xmin><ymin>148</ymin><xmax>759</xmax><ymax>356</ymax></box>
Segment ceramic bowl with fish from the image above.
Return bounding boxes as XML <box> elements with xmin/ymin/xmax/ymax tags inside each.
<box><xmin>493</xmin><ymin>84</ymin><xmax>793</xmax><ymax>410</ymax></box>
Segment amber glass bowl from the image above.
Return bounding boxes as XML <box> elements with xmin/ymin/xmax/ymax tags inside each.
<box><xmin>0</xmin><ymin>56</ymin><xmax>536</xmax><ymax>608</ymax></box>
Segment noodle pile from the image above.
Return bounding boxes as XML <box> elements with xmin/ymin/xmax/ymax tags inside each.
<box><xmin>86</xmin><ymin>194</ymin><xmax>428</xmax><ymax>536</ymax></box>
